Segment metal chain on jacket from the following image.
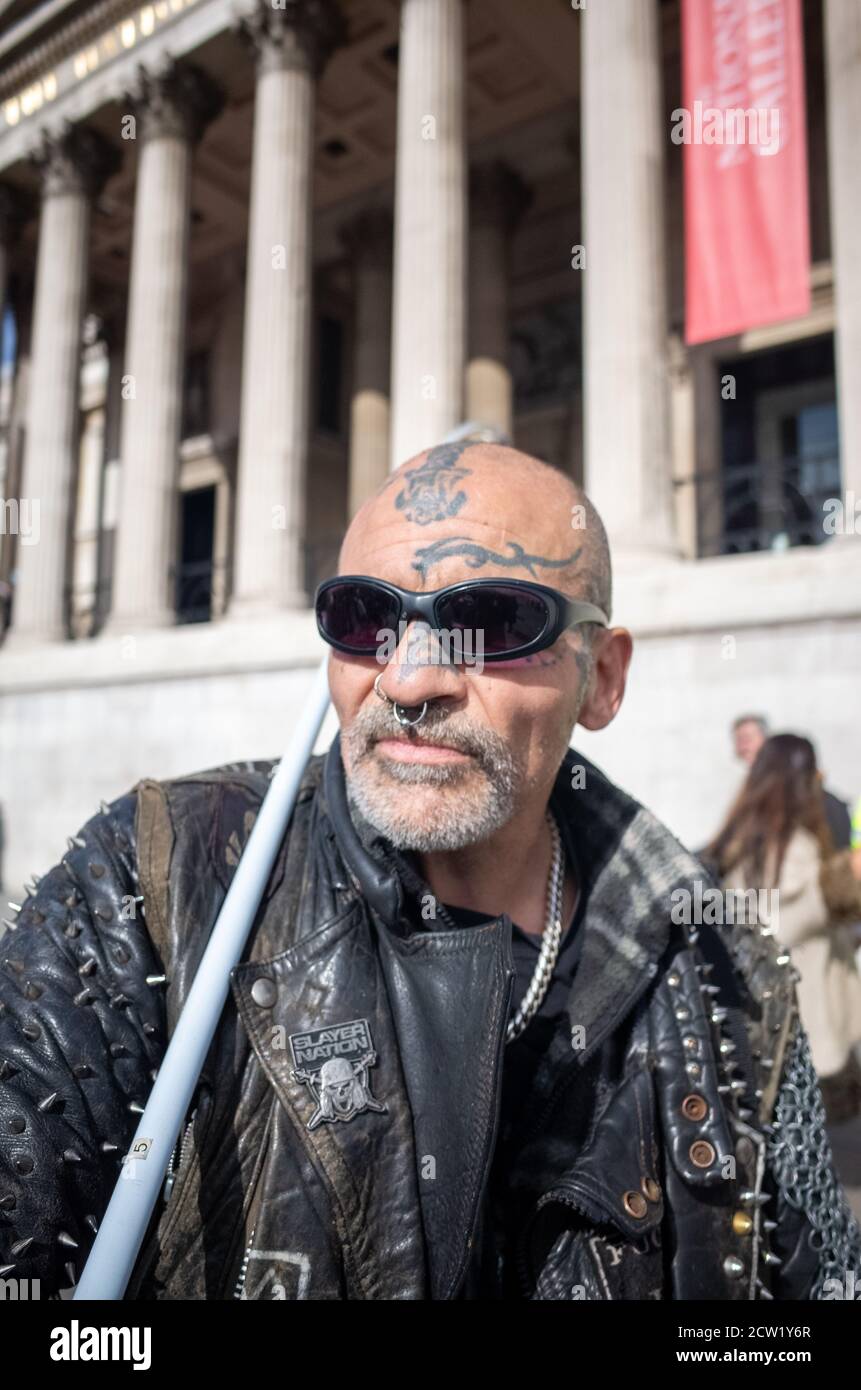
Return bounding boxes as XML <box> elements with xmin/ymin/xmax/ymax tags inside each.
<box><xmin>767</xmin><ymin>1025</ymin><xmax>861</xmax><ymax>1298</ymax></box>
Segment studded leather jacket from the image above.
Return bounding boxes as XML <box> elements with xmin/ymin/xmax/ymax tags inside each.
<box><xmin>1</xmin><ymin>739</ymin><xmax>859</xmax><ymax>1299</ymax></box>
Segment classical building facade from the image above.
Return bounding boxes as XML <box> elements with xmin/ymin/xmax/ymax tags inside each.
<box><xmin>0</xmin><ymin>0</ymin><xmax>859</xmax><ymax>894</ymax></box>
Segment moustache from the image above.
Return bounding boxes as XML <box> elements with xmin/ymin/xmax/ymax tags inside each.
<box><xmin>348</xmin><ymin>702</ymin><xmax>510</xmax><ymax>770</ymax></box>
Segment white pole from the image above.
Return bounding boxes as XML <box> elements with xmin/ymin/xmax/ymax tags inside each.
<box><xmin>74</xmin><ymin>657</ymin><xmax>331</xmax><ymax>1299</ymax></box>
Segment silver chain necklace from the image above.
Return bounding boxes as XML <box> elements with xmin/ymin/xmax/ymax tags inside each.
<box><xmin>432</xmin><ymin>811</ymin><xmax>566</xmax><ymax>1045</ymax></box>
<box><xmin>505</xmin><ymin>811</ymin><xmax>566</xmax><ymax>1043</ymax></box>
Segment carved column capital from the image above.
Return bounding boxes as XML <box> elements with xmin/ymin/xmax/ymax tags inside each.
<box><xmin>31</xmin><ymin>122</ymin><xmax>120</xmax><ymax>200</ymax></box>
<box><xmin>125</xmin><ymin>60</ymin><xmax>225</xmax><ymax>145</ymax></box>
<box><xmin>237</xmin><ymin>0</ymin><xmax>345</xmax><ymax>78</ymax></box>
<box><xmin>469</xmin><ymin>161</ymin><xmax>531</xmax><ymax>232</ymax></box>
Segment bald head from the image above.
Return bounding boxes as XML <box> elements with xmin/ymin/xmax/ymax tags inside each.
<box><xmin>341</xmin><ymin>442</ymin><xmax>612</xmax><ymax>620</ymax></box>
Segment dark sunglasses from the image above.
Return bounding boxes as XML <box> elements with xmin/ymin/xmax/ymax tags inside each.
<box><xmin>315</xmin><ymin>575</ymin><xmax>608</xmax><ymax>663</ymax></box>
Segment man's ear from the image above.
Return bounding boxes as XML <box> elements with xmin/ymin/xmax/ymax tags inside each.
<box><xmin>577</xmin><ymin>627</ymin><xmax>633</xmax><ymax>731</ymax></box>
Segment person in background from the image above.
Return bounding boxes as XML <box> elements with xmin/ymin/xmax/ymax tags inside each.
<box><xmin>708</xmin><ymin>734</ymin><xmax>861</xmax><ymax>1125</ymax></box>
<box><xmin>731</xmin><ymin>715</ymin><xmax>852</xmax><ymax>849</ymax></box>
<box><xmin>731</xmin><ymin>713</ymin><xmax>768</xmax><ymax>767</ymax></box>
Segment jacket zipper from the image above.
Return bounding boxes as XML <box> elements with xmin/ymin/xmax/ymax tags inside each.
<box><xmin>233</xmin><ymin>1226</ymin><xmax>256</xmax><ymax>1300</ymax></box>
<box><xmin>162</xmin><ymin>1114</ymin><xmax>196</xmax><ymax>1204</ymax></box>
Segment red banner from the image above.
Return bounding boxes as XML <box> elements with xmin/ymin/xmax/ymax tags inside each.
<box><xmin>680</xmin><ymin>0</ymin><xmax>810</xmax><ymax>345</ymax></box>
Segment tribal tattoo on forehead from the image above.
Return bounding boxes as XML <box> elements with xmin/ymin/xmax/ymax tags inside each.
<box><xmin>390</xmin><ymin>440</ymin><xmax>476</xmax><ymax>525</ymax></box>
<box><xmin>412</xmin><ymin>537</ymin><xmax>581</xmax><ymax>581</ymax></box>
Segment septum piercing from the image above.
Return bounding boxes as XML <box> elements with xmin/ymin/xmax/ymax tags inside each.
<box><xmin>373</xmin><ymin>671</ymin><xmax>429</xmax><ymax>727</ymax></box>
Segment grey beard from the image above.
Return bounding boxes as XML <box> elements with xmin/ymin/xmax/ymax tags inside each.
<box><xmin>342</xmin><ymin>703</ymin><xmax>521</xmax><ymax>852</ymax></box>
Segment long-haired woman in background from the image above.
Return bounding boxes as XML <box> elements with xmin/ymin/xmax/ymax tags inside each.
<box><xmin>706</xmin><ymin>733</ymin><xmax>861</xmax><ymax>1124</ymax></box>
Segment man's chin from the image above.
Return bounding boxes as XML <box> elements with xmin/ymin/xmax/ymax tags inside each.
<box><xmin>346</xmin><ymin>762</ymin><xmax>509</xmax><ymax>853</ymax></box>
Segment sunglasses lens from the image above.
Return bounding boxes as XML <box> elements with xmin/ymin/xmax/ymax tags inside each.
<box><xmin>317</xmin><ymin>581</ymin><xmax>399</xmax><ymax>651</ymax></box>
<box><xmin>437</xmin><ymin>585</ymin><xmax>551</xmax><ymax>655</ymax></box>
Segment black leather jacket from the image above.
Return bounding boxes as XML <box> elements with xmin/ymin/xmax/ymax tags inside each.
<box><xmin>1</xmin><ymin>740</ymin><xmax>858</xmax><ymax>1299</ymax></box>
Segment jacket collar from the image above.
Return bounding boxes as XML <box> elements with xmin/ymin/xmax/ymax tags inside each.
<box><xmin>324</xmin><ymin>735</ymin><xmax>708</xmax><ymax>1064</ymax></box>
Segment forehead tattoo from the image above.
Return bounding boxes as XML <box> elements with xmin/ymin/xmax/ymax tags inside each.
<box><xmin>412</xmin><ymin>536</ymin><xmax>581</xmax><ymax>581</ymax></box>
<box><xmin>391</xmin><ymin>441</ymin><xmax>476</xmax><ymax>525</ymax></box>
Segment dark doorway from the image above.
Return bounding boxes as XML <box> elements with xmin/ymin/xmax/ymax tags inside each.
<box><xmin>176</xmin><ymin>486</ymin><xmax>215</xmax><ymax>624</ymax></box>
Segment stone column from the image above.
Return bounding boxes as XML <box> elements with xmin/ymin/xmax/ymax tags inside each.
<box><xmin>466</xmin><ymin>162</ymin><xmax>529</xmax><ymax>439</ymax></box>
<box><xmin>230</xmin><ymin>0</ymin><xmax>343</xmax><ymax>616</ymax></box>
<box><xmin>582</xmin><ymin>0</ymin><xmax>677</xmax><ymax>559</ymax></box>
<box><xmin>390</xmin><ymin>0</ymin><xmax>466</xmax><ymax>467</ymax></box>
<box><xmin>104</xmin><ymin>62</ymin><xmax>223</xmax><ymax>633</ymax></box>
<box><xmin>341</xmin><ymin>208</ymin><xmax>392</xmax><ymax>516</ymax></box>
<box><xmin>7</xmin><ymin>127</ymin><xmax>118</xmax><ymax>645</ymax></box>
<box><xmin>825</xmin><ymin>0</ymin><xmax>861</xmax><ymax>522</ymax></box>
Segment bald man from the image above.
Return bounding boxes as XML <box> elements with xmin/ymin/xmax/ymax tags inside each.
<box><xmin>2</xmin><ymin>442</ymin><xmax>858</xmax><ymax>1302</ymax></box>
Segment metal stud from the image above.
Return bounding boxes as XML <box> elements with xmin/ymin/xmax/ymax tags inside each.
<box><xmin>63</xmin><ymin>1148</ymin><xmax>82</xmax><ymax>1164</ymax></box>
<box><xmin>101</xmin><ymin>1141</ymin><xmax>119</xmax><ymax>1154</ymax></box>
<box><xmin>110</xmin><ymin>993</ymin><xmax>131</xmax><ymax>1009</ymax></box>
<box><xmin>0</xmin><ymin>1264</ymin><xmax>15</xmax><ymax>1277</ymax></box>
<box><xmin>146</xmin><ymin>974</ymin><xmax>167</xmax><ymax>987</ymax></box>
<box><xmin>667</xmin><ymin>972</ymin><xmax>680</xmax><ymax>988</ymax></box>
<box><xmin>57</xmin><ymin>1231</ymin><xmax>78</xmax><ymax>1250</ymax></box>
<box><xmin>143</xmin><ymin>1023</ymin><xmax>158</xmax><ymax>1037</ymax></box>
<box><xmin>10</xmin><ymin>1236</ymin><xmax>34</xmax><ymax>1258</ymax></box>
<box><xmin>73</xmin><ymin>988</ymin><xmax>94</xmax><ymax>1006</ymax></box>
<box><xmin>1</xmin><ymin>918</ymin><xmax>17</xmax><ymax>932</ymax></box>
<box><xmin>762</xmin><ymin>1250</ymin><xmax>782</xmax><ymax>1267</ymax></box>
<box><xmin>64</xmin><ymin>1262</ymin><xmax>77</xmax><ymax>1285</ymax></box>
<box><xmin>763</xmin><ymin>1219</ymin><xmax>778</xmax><ymax>1233</ymax></box>
<box><xmin>757</xmin><ymin>1283</ymin><xmax>774</xmax><ymax>1301</ymax></box>
<box><xmin>0</xmin><ymin>1060</ymin><xmax>17</xmax><ymax>1081</ymax></box>
<box><xmin>99</xmin><ymin>801</ymin><xmax>110</xmax><ymax>815</ymax></box>
<box><xmin>719</xmin><ymin>1039</ymin><xmax>736</xmax><ymax>1055</ymax></box>
<box><xmin>723</xmin><ymin>1254</ymin><xmax>745</xmax><ymax>1279</ymax></box>
<box><xmin>0</xmin><ymin>1194</ymin><xmax>15</xmax><ymax>1211</ymax></box>
<box><xmin>6</xmin><ymin>903</ymin><xmax>21</xmax><ymax>914</ymax></box>
<box><xmin>21</xmin><ymin>1022</ymin><xmax>40</xmax><ymax>1040</ymax></box>
<box><xmin>72</xmin><ymin>1063</ymin><xmax>92</xmax><ymax>1079</ymax></box>
<box><xmin>110</xmin><ymin>1043</ymin><xmax>129</xmax><ymax>1058</ymax></box>
<box><xmin>739</xmin><ymin>1190</ymin><xmax>771</xmax><ymax>1206</ymax></box>
<box><xmin>84</xmin><ymin>1214</ymin><xmax>98</xmax><ymax>1234</ymax></box>
<box><xmin>128</xmin><ymin>1100</ymin><xmax>145</xmax><ymax>1115</ymax></box>
<box><xmin>78</xmin><ymin>958</ymin><xmax>97</xmax><ymax>976</ymax></box>
<box><xmin>38</xmin><ymin>1091</ymin><xmax>61</xmax><ymax>1112</ymax></box>
<box><xmin>776</xmin><ymin>953</ymin><xmax>791</xmax><ymax>966</ymax></box>
<box><xmin>711</xmin><ymin>1007</ymin><xmax>728</xmax><ymax>1024</ymax></box>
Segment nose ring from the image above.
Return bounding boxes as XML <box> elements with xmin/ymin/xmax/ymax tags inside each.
<box><xmin>373</xmin><ymin>671</ymin><xmax>429</xmax><ymax>727</ymax></box>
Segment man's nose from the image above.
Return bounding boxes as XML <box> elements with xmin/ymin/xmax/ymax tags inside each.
<box><xmin>376</xmin><ymin>619</ymin><xmax>468</xmax><ymax>704</ymax></box>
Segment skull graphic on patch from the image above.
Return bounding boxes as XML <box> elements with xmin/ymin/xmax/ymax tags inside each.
<box><xmin>289</xmin><ymin>1019</ymin><xmax>387</xmax><ymax>1130</ymax></box>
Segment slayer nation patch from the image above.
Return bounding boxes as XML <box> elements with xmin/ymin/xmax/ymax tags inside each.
<box><xmin>289</xmin><ymin>1019</ymin><xmax>387</xmax><ymax>1130</ymax></box>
